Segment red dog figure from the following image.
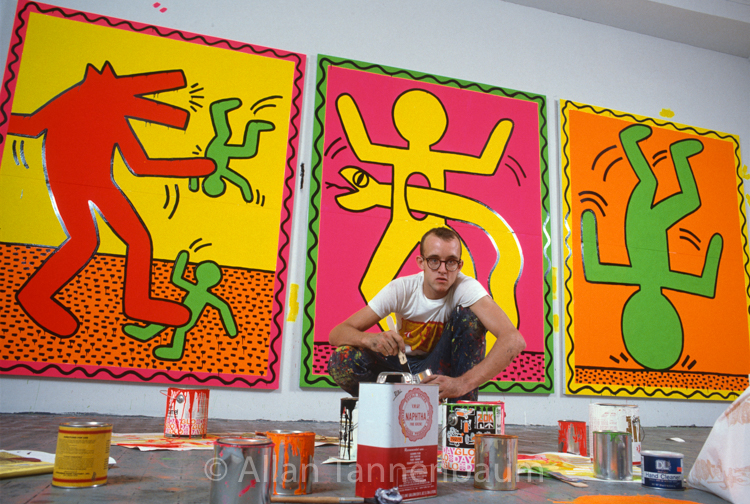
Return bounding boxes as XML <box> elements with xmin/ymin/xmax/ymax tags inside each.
<box><xmin>8</xmin><ymin>62</ymin><xmax>216</xmax><ymax>337</ymax></box>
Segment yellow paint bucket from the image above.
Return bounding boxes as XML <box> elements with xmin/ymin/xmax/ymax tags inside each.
<box><xmin>52</xmin><ymin>421</ymin><xmax>113</xmax><ymax>488</ymax></box>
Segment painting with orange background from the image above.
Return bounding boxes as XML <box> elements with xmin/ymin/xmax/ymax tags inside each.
<box><xmin>561</xmin><ymin>100</ymin><xmax>750</xmax><ymax>400</ymax></box>
<box><xmin>0</xmin><ymin>1</ymin><xmax>304</xmax><ymax>388</ymax></box>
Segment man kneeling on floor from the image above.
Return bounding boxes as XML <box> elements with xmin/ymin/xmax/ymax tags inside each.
<box><xmin>328</xmin><ymin>226</ymin><xmax>526</xmax><ymax>401</ymax></box>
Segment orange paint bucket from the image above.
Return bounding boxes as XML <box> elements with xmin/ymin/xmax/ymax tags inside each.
<box><xmin>265</xmin><ymin>430</ymin><xmax>315</xmax><ymax>495</ymax></box>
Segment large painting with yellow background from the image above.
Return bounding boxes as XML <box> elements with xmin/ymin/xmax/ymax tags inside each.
<box><xmin>0</xmin><ymin>1</ymin><xmax>304</xmax><ymax>388</ymax></box>
<box><xmin>561</xmin><ymin>100</ymin><xmax>750</xmax><ymax>400</ymax></box>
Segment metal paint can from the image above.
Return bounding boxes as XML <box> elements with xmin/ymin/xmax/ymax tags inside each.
<box><xmin>209</xmin><ymin>437</ymin><xmax>273</xmax><ymax>504</ymax></box>
<box><xmin>414</xmin><ymin>369</ymin><xmax>433</xmax><ymax>383</ymax></box>
<box><xmin>442</xmin><ymin>400</ymin><xmax>505</xmax><ymax>474</ymax></box>
<box><xmin>473</xmin><ymin>434</ymin><xmax>518</xmax><ymax>491</ymax></box>
<box><xmin>558</xmin><ymin>420</ymin><xmax>587</xmax><ymax>456</ymax></box>
<box><xmin>356</xmin><ymin>372</ymin><xmax>439</xmax><ymax>501</ymax></box>
<box><xmin>589</xmin><ymin>403</ymin><xmax>643</xmax><ymax>463</ymax></box>
<box><xmin>265</xmin><ymin>430</ymin><xmax>315</xmax><ymax>495</ymax></box>
<box><xmin>52</xmin><ymin>421</ymin><xmax>113</xmax><ymax>488</ymax></box>
<box><xmin>641</xmin><ymin>450</ymin><xmax>684</xmax><ymax>490</ymax></box>
<box><xmin>339</xmin><ymin>397</ymin><xmax>358</xmax><ymax>461</ymax></box>
<box><xmin>592</xmin><ymin>431</ymin><xmax>633</xmax><ymax>481</ymax></box>
<box><xmin>163</xmin><ymin>387</ymin><xmax>210</xmax><ymax>437</ymax></box>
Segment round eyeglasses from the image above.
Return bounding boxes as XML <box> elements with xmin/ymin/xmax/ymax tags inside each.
<box><xmin>422</xmin><ymin>257</ymin><xmax>461</xmax><ymax>272</ymax></box>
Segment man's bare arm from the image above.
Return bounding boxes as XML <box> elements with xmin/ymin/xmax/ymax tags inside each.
<box><xmin>463</xmin><ymin>296</ymin><xmax>525</xmax><ymax>387</ymax></box>
<box><xmin>422</xmin><ymin>296</ymin><xmax>525</xmax><ymax>399</ymax></box>
<box><xmin>329</xmin><ymin>306</ymin><xmax>405</xmax><ymax>357</ymax></box>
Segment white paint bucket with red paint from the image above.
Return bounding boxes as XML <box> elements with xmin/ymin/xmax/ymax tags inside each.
<box><xmin>163</xmin><ymin>387</ymin><xmax>210</xmax><ymax>437</ymax></box>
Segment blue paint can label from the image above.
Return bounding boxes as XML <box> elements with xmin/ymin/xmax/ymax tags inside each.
<box><xmin>641</xmin><ymin>450</ymin><xmax>684</xmax><ymax>489</ymax></box>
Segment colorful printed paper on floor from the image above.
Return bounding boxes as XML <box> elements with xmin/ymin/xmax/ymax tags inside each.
<box><xmin>518</xmin><ymin>452</ymin><xmax>641</xmax><ymax>483</ymax></box>
<box><xmin>0</xmin><ymin>1</ymin><xmax>305</xmax><ymax>388</ymax></box>
<box><xmin>111</xmin><ymin>433</ymin><xmax>222</xmax><ymax>451</ymax></box>
<box><xmin>0</xmin><ymin>451</ymin><xmax>55</xmax><ymax>479</ymax></box>
<box><xmin>561</xmin><ymin>100</ymin><xmax>750</xmax><ymax>400</ymax></box>
<box><xmin>111</xmin><ymin>432</ymin><xmax>337</xmax><ymax>451</ymax></box>
<box><xmin>301</xmin><ymin>55</ymin><xmax>552</xmax><ymax>393</ymax></box>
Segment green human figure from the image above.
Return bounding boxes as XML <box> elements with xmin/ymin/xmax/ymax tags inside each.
<box><xmin>581</xmin><ymin>124</ymin><xmax>723</xmax><ymax>370</ymax></box>
<box><xmin>122</xmin><ymin>250</ymin><xmax>238</xmax><ymax>361</ymax></box>
<box><xmin>189</xmin><ymin>98</ymin><xmax>274</xmax><ymax>202</ymax></box>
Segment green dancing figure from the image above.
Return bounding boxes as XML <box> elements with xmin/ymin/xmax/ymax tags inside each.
<box><xmin>123</xmin><ymin>250</ymin><xmax>238</xmax><ymax>361</ymax></box>
<box><xmin>581</xmin><ymin>124</ymin><xmax>723</xmax><ymax>370</ymax></box>
<box><xmin>190</xmin><ymin>98</ymin><xmax>274</xmax><ymax>202</ymax></box>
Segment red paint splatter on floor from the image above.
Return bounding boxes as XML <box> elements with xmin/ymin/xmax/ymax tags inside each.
<box><xmin>239</xmin><ymin>480</ymin><xmax>256</xmax><ymax>496</ymax></box>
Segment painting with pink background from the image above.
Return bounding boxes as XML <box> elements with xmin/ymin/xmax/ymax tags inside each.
<box><xmin>302</xmin><ymin>57</ymin><xmax>552</xmax><ymax>392</ymax></box>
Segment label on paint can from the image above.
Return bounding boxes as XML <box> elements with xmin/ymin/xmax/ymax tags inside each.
<box><xmin>52</xmin><ymin>422</ymin><xmax>112</xmax><ymax>488</ymax></box>
<box><xmin>641</xmin><ymin>450</ymin><xmax>684</xmax><ymax>490</ymax></box>
<box><xmin>442</xmin><ymin>401</ymin><xmax>505</xmax><ymax>474</ymax></box>
<box><xmin>164</xmin><ymin>388</ymin><xmax>210</xmax><ymax>437</ymax></box>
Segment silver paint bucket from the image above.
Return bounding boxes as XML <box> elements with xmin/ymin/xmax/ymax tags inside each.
<box><xmin>473</xmin><ymin>434</ymin><xmax>518</xmax><ymax>491</ymax></box>
<box><xmin>593</xmin><ymin>431</ymin><xmax>632</xmax><ymax>481</ymax></box>
<box><xmin>208</xmin><ymin>437</ymin><xmax>273</xmax><ymax>504</ymax></box>
<box><xmin>589</xmin><ymin>403</ymin><xmax>644</xmax><ymax>463</ymax></box>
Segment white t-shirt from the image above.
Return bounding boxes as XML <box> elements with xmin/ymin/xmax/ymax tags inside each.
<box><xmin>368</xmin><ymin>272</ymin><xmax>488</xmax><ymax>355</ymax></box>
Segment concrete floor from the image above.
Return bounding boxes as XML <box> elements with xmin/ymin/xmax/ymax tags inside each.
<box><xmin>0</xmin><ymin>413</ymin><xmax>729</xmax><ymax>503</ymax></box>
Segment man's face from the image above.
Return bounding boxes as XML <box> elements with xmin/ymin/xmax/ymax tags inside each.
<box><xmin>417</xmin><ymin>234</ymin><xmax>462</xmax><ymax>300</ymax></box>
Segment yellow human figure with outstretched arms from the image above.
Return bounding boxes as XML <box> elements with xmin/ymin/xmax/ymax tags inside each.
<box><xmin>336</xmin><ymin>88</ymin><xmax>520</xmax><ymax>328</ymax></box>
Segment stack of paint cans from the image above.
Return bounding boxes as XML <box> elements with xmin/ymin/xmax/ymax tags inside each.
<box><xmin>52</xmin><ymin>421</ymin><xmax>113</xmax><ymax>488</ymax></box>
<box><xmin>442</xmin><ymin>400</ymin><xmax>505</xmax><ymax>475</ymax></box>
<box><xmin>589</xmin><ymin>403</ymin><xmax>643</xmax><ymax>463</ymax></box>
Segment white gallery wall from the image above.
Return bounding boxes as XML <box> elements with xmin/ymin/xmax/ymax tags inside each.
<box><xmin>0</xmin><ymin>0</ymin><xmax>748</xmax><ymax>426</ymax></box>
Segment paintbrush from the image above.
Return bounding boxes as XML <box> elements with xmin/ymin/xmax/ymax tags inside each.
<box><xmin>546</xmin><ymin>470</ymin><xmax>589</xmax><ymax>488</ymax></box>
<box><xmin>386</xmin><ymin>315</ymin><xmax>411</xmax><ymax>375</ymax></box>
<box><xmin>271</xmin><ymin>487</ymin><xmax>403</xmax><ymax>504</ymax></box>
<box><xmin>270</xmin><ymin>498</ymin><xmax>365</xmax><ymax>503</ymax></box>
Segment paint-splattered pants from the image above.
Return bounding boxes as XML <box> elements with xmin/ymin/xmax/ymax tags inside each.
<box><xmin>327</xmin><ymin>305</ymin><xmax>486</xmax><ymax>401</ymax></box>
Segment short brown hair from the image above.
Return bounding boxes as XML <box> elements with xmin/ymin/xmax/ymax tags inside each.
<box><xmin>419</xmin><ymin>227</ymin><xmax>461</xmax><ymax>257</ymax></box>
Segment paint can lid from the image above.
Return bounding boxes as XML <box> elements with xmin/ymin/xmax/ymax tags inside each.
<box><xmin>474</xmin><ymin>433</ymin><xmax>518</xmax><ymax>440</ymax></box>
<box><xmin>60</xmin><ymin>421</ymin><xmax>113</xmax><ymax>429</ymax></box>
<box><xmin>264</xmin><ymin>430</ymin><xmax>315</xmax><ymax>440</ymax></box>
<box><xmin>454</xmin><ymin>400</ymin><xmax>505</xmax><ymax>405</ymax></box>
<box><xmin>641</xmin><ymin>450</ymin><xmax>684</xmax><ymax>459</ymax></box>
<box><xmin>216</xmin><ymin>436</ymin><xmax>272</xmax><ymax>447</ymax></box>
